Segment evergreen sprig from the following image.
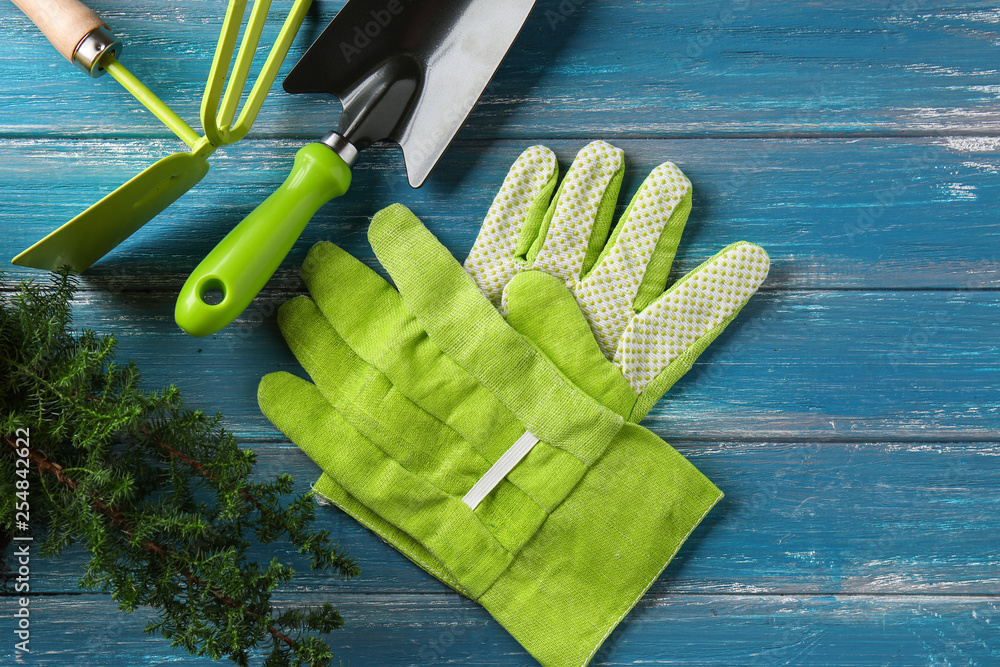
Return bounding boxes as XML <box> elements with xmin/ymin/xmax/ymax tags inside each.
<box><xmin>1</xmin><ymin>271</ymin><xmax>359</xmax><ymax>666</ymax></box>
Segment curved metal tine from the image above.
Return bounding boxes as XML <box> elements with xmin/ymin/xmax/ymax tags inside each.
<box><xmin>201</xmin><ymin>0</ymin><xmax>249</xmax><ymax>146</ymax></box>
<box><xmin>202</xmin><ymin>0</ymin><xmax>311</xmax><ymax>147</ymax></box>
<box><xmin>227</xmin><ymin>0</ymin><xmax>312</xmax><ymax>142</ymax></box>
<box><xmin>216</xmin><ymin>0</ymin><xmax>272</xmax><ymax>135</ymax></box>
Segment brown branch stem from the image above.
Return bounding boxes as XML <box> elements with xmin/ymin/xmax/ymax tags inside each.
<box><xmin>141</xmin><ymin>429</ymin><xmax>268</xmax><ymax>515</ymax></box>
<box><xmin>3</xmin><ymin>434</ymin><xmax>296</xmax><ymax>650</ymax></box>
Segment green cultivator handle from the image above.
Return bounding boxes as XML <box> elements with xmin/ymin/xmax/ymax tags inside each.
<box><xmin>11</xmin><ymin>0</ymin><xmax>313</xmax><ymax>273</ymax></box>
<box><xmin>175</xmin><ymin>144</ymin><xmax>351</xmax><ymax>337</ymax></box>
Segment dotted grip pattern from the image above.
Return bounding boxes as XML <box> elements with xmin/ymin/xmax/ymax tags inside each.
<box><xmin>464</xmin><ymin>141</ymin><xmax>770</xmax><ymax>394</ymax></box>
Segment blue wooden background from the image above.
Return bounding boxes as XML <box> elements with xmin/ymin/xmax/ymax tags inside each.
<box><xmin>3</xmin><ymin>0</ymin><xmax>999</xmax><ymax>664</ymax></box>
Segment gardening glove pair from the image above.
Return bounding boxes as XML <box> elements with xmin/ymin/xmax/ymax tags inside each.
<box><xmin>259</xmin><ymin>205</ymin><xmax>728</xmax><ymax>667</ymax></box>
<box><xmin>309</xmin><ymin>140</ymin><xmax>769</xmax><ymax>499</ymax></box>
<box><xmin>465</xmin><ymin>140</ymin><xmax>770</xmax><ymax>421</ymax></box>
<box><xmin>259</xmin><ymin>143</ymin><xmax>770</xmax><ymax>667</ymax></box>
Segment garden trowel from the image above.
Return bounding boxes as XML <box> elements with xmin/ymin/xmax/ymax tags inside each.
<box><xmin>175</xmin><ymin>0</ymin><xmax>538</xmax><ymax>337</ymax></box>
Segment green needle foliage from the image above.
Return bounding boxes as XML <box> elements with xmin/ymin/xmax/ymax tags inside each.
<box><xmin>0</xmin><ymin>271</ymin><xmax>359</xmax><ymax>666</ymax></box>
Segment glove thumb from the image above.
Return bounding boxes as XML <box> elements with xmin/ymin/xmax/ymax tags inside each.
<box><xmin>503</xmin><ymin>271</ymin><xmax>637</xmax><ymax>420</ymax></box>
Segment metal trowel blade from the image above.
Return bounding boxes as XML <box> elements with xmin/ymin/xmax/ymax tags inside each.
<box><xmin>284</xmin><ymin>0</ymin><xmax>537</xmax><ymax>187</ymax></box>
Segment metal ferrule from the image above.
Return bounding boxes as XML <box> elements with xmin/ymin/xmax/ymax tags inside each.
<box><xmin>320</xmin><ymin>131</ymin><xmax>359</xmax><ymax>166</ymax></box>
<box><xmin>73</xmin><ymin>27</ymin><xmax>122</xmax><ymax>78</ymax></box>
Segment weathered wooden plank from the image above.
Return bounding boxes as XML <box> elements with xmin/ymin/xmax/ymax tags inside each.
<box><xmin>7</xmin><ymin>288</ymin><xmax>981</xmax><ymax>443</ymax></box>
<box><xmin>4</xmin><ymin>592</ymin><xmax>997</xmax><ymax>665</ymax></box>
<box><xmin>2</xmin><ymin>1</ymin><xmax>1000</xmax><ymax>137</ymax></box>
<box><xmin>3</xmin><ymin>1</ymin><xmax>998</xmax><ymax>664</ymax></box>
<box><xmin>17</xmin><ymin>440</ymin><xmax>1000</xmax><ymax>596</ymax></box>
<box><xmin>2</xmin><ymin>137</ymin><xmax>999</xmax><ymax>290</ymax></box>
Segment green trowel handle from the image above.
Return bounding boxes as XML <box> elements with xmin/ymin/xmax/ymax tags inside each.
<box><xmin>175</xmin><ymin>143</ymin><xmax>351</xmax><ymax>337</ymax></box>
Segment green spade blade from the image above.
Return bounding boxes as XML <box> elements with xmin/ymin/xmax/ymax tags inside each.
<box><xmin>12</xmin><ymin>152</ymin><xmax>210</xmax><ymax>272</ymax></box>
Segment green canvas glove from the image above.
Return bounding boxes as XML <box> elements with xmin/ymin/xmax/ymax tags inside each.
<box><xmin>259</xmin><ymin>205</ymin><xmax>724</xmax><ymax>667</ymax></box>
<box><xmin>464</xmin><ymin>141</ymin><xmax>770</xmax><ymax>421</ymax></box>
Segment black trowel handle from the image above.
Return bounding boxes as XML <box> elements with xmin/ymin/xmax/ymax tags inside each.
<box><xmin>12</xmin><ymin>0</ymin><xmax>121</xmax><ymax>76</ymax></box>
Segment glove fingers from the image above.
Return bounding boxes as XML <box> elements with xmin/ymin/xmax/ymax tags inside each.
<box><xmin>272</xmin><ymin>292</ymin><xmax>577</xmax><ymax>558</ymax></box>
<box><xmin>585</xmin><ymin>162</ymin><xmax>693</xmax><ymax>308</ymax></box>
<box><xmin>369</xmin><ymin>204</ymin><xmax>623</xmax><ymax>463</ymax></box>
<box><xmin>299</xmin><ymin>240</ymin><xmax>468</xmax><ymax>413</ymax></box>
<box><xmin>574</xmin><ymin>162</ymin><xmax>693</xmax><ymax>358</ymax></box>
<box><xmin>311</xmin><ymin>472</ymin><xmax>466</xmax><ymax>593</ymax></box>
<box><xmin>276</xmin><ymin>293</ymin><xmax>518</xmax><ymax>495</ymax></box>
<box><xmin>297</xmin><ymin>234</ymin><xmax>547</xmax><ymax>476</ymax></box>
<box><xmin>276</xmin><ymin>295</ymin><xmax>354</xmax><ymax>391</ymax></box>
<box><xmin>464</xmin><ymin>145</ymin><xmax>559</xmax><ymax>306</ymax></box>
<box><xmin>300</xmin><ymin>240</ymin><xmax>409</xmax><ymax>345</ymax></box>
<box><xmin>368</xmin><ymin>203</ymin><xmax>534</xmax><ymax>373</ymax></box>
<box><xmin>298</xmin><ymin>239</ymin><xmax>418</xmax><ymax>379</ymax></box>
<box><xmin>258</xmin><ymin>370</ymin><xmax>509</xmax><ymax>597</ymax></box>
<box><xmin>614</xmin><ymin>242</ymin><xmax>770</xmax><ymax>411</ymax></box>
<box><xmin>277</xmin><ymin>281</ymin><xmax>425</xmax><ymax>433</ymax></box>
<box><xmin>503</xmin><ymin>271</ymin><xmax>637</xmax><ymax>419</ymax></box>
<box><xmin>258</xmin><ymin>370</ymin><xmax>359</xmax><ymax>470</ymax></box>
<box><xmin>531</xmin><ymin>141</ymin><xmax>625</xmax><ymax>284</ymax></box>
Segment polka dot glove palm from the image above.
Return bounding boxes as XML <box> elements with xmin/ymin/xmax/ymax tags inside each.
<box><xmin>464</xmin><ymin>141</ymin><xmax>770</xmax><ymax>422</ymax></box>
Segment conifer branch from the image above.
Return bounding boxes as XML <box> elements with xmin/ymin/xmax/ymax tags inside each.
<box><xmin>145</xmin><ymin>428</ymin><xmax>269</xmax><ymax>515</ymax></box>
<box><xmin>4</xmin><ymin>434</ymin><xmax>298</xmax><ymax>650</ymax></box>
<box><xmin>1</xmin><ymin>271</ymin><xmax>355</xmax><ymax>665</ymax></box>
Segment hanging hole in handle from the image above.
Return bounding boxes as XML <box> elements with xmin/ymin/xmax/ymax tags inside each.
<box><xmin>199</xmin><ymin>278</ymin><xmax>227</xmax><ymax>306</ymax></box>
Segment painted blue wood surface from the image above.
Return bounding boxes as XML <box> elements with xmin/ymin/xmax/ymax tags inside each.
<box><xmin>2</xmin><ymin>0</ymin><xmax>999</xmax><ymax>665</ymax></box>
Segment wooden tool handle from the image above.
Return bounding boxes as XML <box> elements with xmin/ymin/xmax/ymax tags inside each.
<box><xmin>11</xmin><ymin>0</ymin><xmax>108</xmax><ymax>62</ymax></box>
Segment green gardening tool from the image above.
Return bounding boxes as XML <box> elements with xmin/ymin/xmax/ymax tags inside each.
<box><xmin>174</xmin><ymin>0</ymin><xmax>539</xmax><ymax>337</ymax></box>
<box><xmin>10</xmin><ymin>0</ymin><xmax>311</xmax><ymax>273</ymax></box>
